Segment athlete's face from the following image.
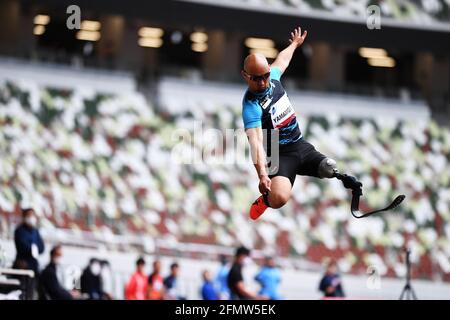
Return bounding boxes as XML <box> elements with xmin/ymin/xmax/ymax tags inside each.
<box><xmin>242</xmin><ymin>53</ymin><xmax>271</xmax><ymax>93</ymax></box>
<box><xmin>243</xmin><ymin>69</ymin><xmax>271</xmax><ymax>93</ymax></box>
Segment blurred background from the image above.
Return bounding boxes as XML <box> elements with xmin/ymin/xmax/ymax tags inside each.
<box><xmin>0</xmin><ymin>0</ymin><xmax>449</xmax><ymax>300</ymax></box>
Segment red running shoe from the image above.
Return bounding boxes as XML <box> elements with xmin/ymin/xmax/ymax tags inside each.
<box><xmin>249</xmin><ymin>196</ymin><xmax>268</xmax><ymax>220</ymax></box>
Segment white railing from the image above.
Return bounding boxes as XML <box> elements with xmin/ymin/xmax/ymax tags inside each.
<box><xmin>0</xmin><ymin>268</ymin><xmax>35</xmax><ymax>300</ymax></box>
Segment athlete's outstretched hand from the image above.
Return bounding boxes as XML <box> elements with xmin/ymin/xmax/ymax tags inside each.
<box><xmin>259</xmin><ymin>175</ymin><xmax>272</xmax><ymax>194</ymax></box>
<box><xmin>289</xmin><ymin>26</ymin><xmax>307</xmax><ymax>48</ymax></box>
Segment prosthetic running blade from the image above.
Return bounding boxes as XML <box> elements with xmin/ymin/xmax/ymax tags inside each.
<box><xmin>334</xmin><ymin>172</ymin><xmax>406</xmax><ymax>219</ymax></box>
<box><xmin>350</xmin><ymin>193</ymin><xmax>406</xmax><ymax>219</ymax></box>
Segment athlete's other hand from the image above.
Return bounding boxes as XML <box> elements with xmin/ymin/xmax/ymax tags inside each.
<box><xmin>259</xmin><ymin>175</ymin><xmax>272</xmax><ymax>194</ymax></box>
<box><xmin>289</xmin><ymin>26</ymin><xmax>307</xmax><ymax>48</ymax></box>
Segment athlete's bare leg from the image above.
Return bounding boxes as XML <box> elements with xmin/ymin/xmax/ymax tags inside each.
<box><xmin>266</xmin><ymin>176</ymin><xmax>292</xmax><ymax>209</ymax></box>
<box><xmin>249</xmin><ymin>176</ymin><xmax>292</xmax><ymax>220</ymax></box>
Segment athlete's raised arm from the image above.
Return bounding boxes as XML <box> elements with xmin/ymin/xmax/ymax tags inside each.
<box><xmin>271</xmin><ymin>26</ymin><xmax>308</xmax><ymax>74</ymax></box>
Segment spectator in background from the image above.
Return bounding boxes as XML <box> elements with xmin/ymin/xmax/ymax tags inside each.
<box><xmin>100</xmin><ymin>260</ymin><xmax>113</xmax><ymax>300</ymax></box>
<box><xmin>80</xmin><ymin>258</ymin><xmax>105</xmax><ymax>300</ymax></box>
<box><xmin>255</xmin><ymin>256</ymin><xmax>282</xmax><ymax>300</ymax></box>
<box><xmin>13</xmin><ymin>208</ymin><xmax>45</xmax><ymax>294</ymax></box>
<box><xmin>215</xmin><ymin>254</ymin><xmax>230</xmax><ymax>300</ymax></box>
<box><xmin>163</xmin><ymin>262</ymin><xmax>185</xmax><ymax>300</ymax></box>
<box><xmin>125</xmin><ymin>257</ymin><xmax>147</xmax><ymax>300</ymax></box>
<box><xmin>147</xmin><ymin>260</ymin><xmax>164</xmax><ymax>300</ymax></box>
<box><xmin>40</xmin><ymin>245</ymin><xmax>78</xmax><ymax>300</ymax></box>
<box><xmin>201</xmin><ymin>270</ymin><xmax>218</xmax><ymax>300</ymax></box>
<box><xmin>227</xmin><ymin>246</ymin><xmax>265</xmax><ymax>300</ymax></box>
<box><xmin>318</xmin><ymin>259</ymin><xmax>345</xmax><ymax>299</ymax></box>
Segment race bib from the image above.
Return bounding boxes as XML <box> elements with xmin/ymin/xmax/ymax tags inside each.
<box><xmin>269</xmin><ymin>93</ymin><xmax>296</xmax><ymax>129</ymax></box>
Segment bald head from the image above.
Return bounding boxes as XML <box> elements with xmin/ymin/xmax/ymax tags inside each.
<box><xmin>243</xmin><ymin>53</ymin><xmax>270</xmax><ymax>75</ymax></box>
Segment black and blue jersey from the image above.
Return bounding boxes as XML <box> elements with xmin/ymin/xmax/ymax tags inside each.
<box><xmin>242</xmin><ymin>67</ymin><xmax>302</xmax><ymax>149</ymax></box>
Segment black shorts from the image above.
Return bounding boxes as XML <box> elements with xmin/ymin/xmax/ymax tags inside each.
<box><xmin>268</xmin><ymin>138</ymin><xmax>327</xmax><ymax>186</ymax></box>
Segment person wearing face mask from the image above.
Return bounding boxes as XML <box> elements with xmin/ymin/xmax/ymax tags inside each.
<box><xmin>80</xmin><ymin>258</ymin><xmax>105</xmax><ymax>300</ymax></box>
<box><xmin>13</xmin><ymin>208</ymin><xmax>45</xmax><ymax>298</ymax></box>
<box><xmin>14</xmin><ymin>208</ymin><xmax>45</xmax><ymax>275</ymax></box>
<box><xmin>39</xmin><ymin>245</ymin><xmax>75</xmax><ymax>300</ymax></box>
<box><xmin>226</xmin><ymin>246</ymin><xmax>266</xmax><ymax>300</ymax></box>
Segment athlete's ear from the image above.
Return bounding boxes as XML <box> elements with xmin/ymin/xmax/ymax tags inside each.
<box><xmin>241</xmin><ymin>70</ymin><xmax>248</xmax><ymax>80</ymax></box>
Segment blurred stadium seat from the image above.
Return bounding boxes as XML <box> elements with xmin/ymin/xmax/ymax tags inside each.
<box><xmin>1</xmin><ymin>68</ymin><xmax>449</xmax><ymax>282</ymax></box>
<box><xmin>0</xmin><ymin>0</ymin><xmax>449</xmax><ymax>301</ymax></box>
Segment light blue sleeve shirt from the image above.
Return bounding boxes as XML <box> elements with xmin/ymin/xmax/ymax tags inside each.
<box><xmin>270</xmin><ymin>66</ymin><xmax>282</xmax><ymax>81</ymax></box>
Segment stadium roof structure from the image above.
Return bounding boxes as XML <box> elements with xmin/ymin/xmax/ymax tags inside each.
<box><xmin>177</xmin><ymin>0</ymin><xmax>450</xmax><ymax>32</ymax></box>
<box><xmin>22</xmin><ymin>0</ymin><xmax>450</xmax><ymax>52</ymax></box>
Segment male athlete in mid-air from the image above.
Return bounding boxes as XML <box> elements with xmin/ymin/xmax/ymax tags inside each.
<box><xmin>242</xmin><ymin>27</ymin><xmax>405</xmax><ymax>220</ymax></box>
